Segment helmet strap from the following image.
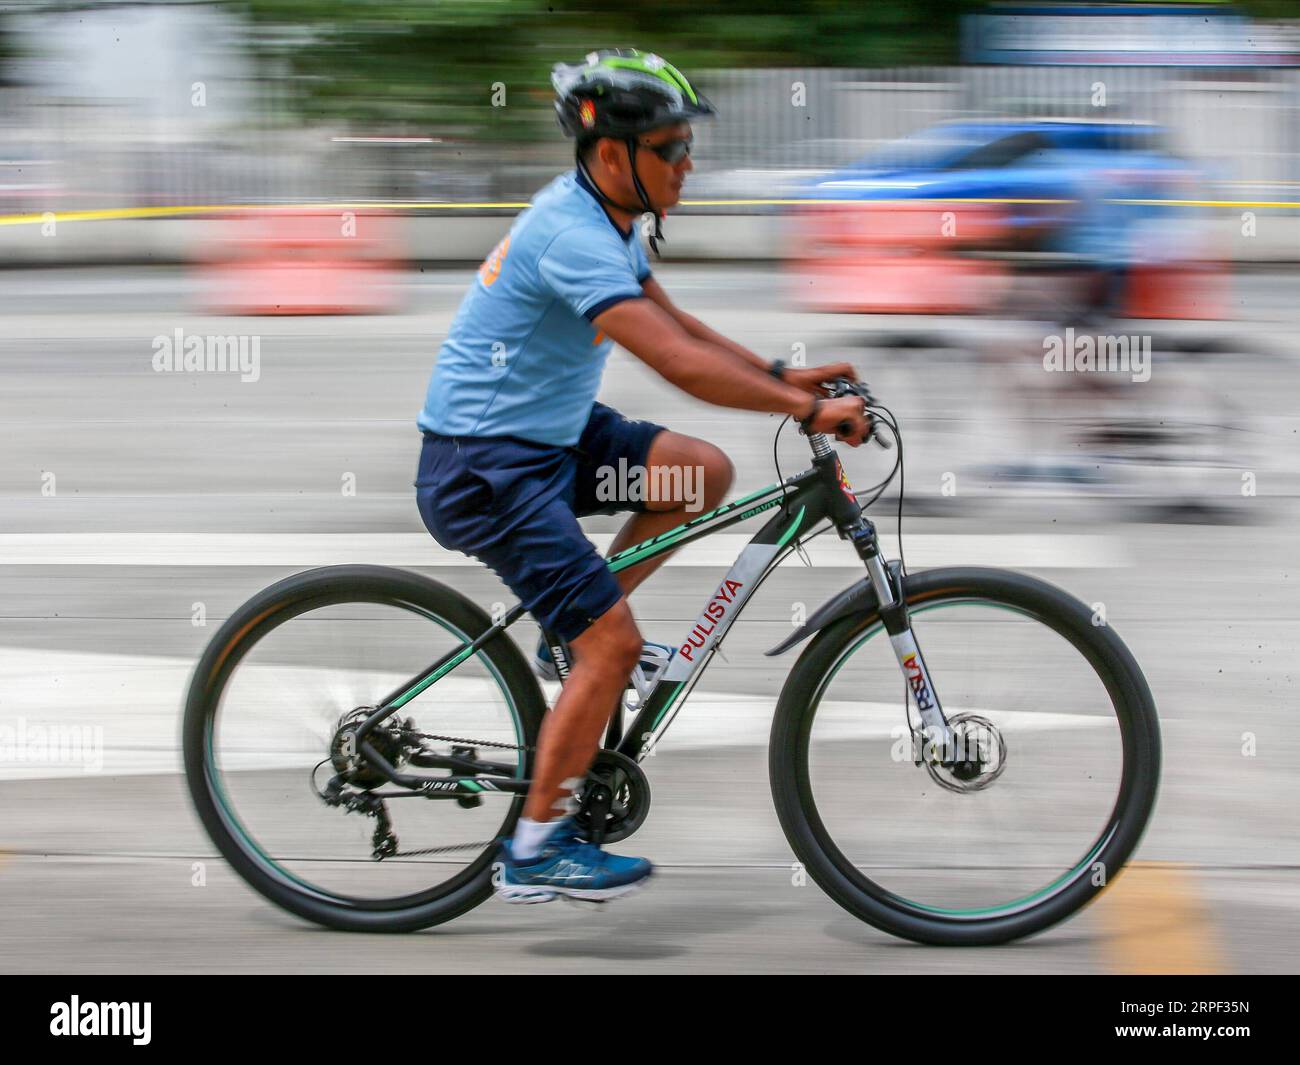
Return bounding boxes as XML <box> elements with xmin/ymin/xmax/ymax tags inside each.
<box><xmin>625</xmin><ymin>137</ymin><xmax>666</xmax><ymax>257</ymax></box>
<box><xmin>573</xmin><ymin>145</ymin><xmax>666</xmax><ymax>258</ymax></box>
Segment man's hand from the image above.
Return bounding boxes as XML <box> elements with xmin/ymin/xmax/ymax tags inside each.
<box><xmin>785</xmin><ymin>361</ymin><xmax>858</xmax><ymax>395</ymax></box>
<box><xmin>807</xmin><ymin>396</ymin><xmax>872</xmax><ymax>447</ymax></box>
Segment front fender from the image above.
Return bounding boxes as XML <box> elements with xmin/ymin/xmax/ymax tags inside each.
<box><xmin>765</xmin><ymin>560</ymin><xmax>906</xmax><ymax>657</ymax></box>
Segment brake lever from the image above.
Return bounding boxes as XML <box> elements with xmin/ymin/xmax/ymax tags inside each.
<box><xmin>869</xmin><ymin>416</ymin><xmax>892</xmax><ymax>450</ymax></box>
<box><xmin>827</xmin><ymin>378</ymin><xmax>890</xmax><ymax>448</ymax></box>
<box><xmin>834</xmin><ymin>415</ymin><xmax>892</xmax><ymax>448</ymax></box>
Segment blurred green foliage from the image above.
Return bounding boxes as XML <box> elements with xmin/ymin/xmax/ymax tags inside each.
<box><xmin>237</xmin><ymin>0</ymin><xmax>984</xmax><ymax>137</ymax></box>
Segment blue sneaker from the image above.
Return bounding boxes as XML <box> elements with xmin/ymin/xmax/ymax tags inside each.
<box><xmin>533</xmin><ymin>636</ymin><xmax>675</xmax><ymax>694</ymax></box>
<box><xmin>492</xmin><ymin>818</ymin><xmax>653</xmax><ymax>904</ymax></box>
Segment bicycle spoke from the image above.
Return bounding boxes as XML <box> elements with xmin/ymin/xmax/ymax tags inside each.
<box><xmin>803</xmin><ymin>599</ymin><xmax>1126</xmax><ymax>915</ymax></box>
<box><xmin>205</xmin><ymin>597</ymin><xmax>526</xmax><ymax>903</ymax></box>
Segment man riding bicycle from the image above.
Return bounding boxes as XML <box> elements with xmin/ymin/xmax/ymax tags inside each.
<box><xmin>414</xmin><ymin>48</ymin><xmax>871</xmax><ymax>904</ymax></box>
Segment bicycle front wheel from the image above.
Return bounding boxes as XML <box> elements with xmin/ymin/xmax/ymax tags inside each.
<box><xmin>769</xmin><ymin>566</ymin><xmax>1160</xmax><ymax>946</ymax></box>
<box><xmin>183</xmin><ymin>565</ymin><xmax>546</xmax><ymax>932</ymax></box>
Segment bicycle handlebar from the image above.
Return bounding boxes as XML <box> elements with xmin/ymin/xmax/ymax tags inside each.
<box><xmin>813</xmin><ymin>377</ymin><xmax>892</xmax><ymax>450</ymax></box>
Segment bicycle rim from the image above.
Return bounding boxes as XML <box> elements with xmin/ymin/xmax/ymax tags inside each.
<box><xmin>199</xmin><ymin>594</ymin><xmax>525</xmax><ymax>910</ymax></box>
<box><xmin>794</xmin><ymin>587</ymin><xmax>1144</xmax><ymax>922</ymax></box>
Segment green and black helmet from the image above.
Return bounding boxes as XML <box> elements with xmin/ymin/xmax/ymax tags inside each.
<box><xmin>553</xmin><ymin>48</ymin><xmax>716</xmax><ymax>143</ymax></box>
<box><xmin>552</xmin><ymin>49</ymin><xmax>716</xmax><ymax>254</ymax></box>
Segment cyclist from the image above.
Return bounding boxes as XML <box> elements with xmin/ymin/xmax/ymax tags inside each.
<box><xmin>414</xmin><ymin>48</ymin><xmax>870</xmax><ymax>904</ymax></box>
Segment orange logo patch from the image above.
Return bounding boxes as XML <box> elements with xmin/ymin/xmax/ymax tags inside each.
<box><xmin>478</xmin><ymin>235</ymin><xmax>510</xmax><ymax>287</ymax></box>
<box><xmin>835</xmin><ymin>458</ymin><xmax>856</xmax><ymax>501</ymax></box>
<box><xmin>579</xmin><ymin>99</ymin><xmax>597</xmax><ymax>129</ymax></box>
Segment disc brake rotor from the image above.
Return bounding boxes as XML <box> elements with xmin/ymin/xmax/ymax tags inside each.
<box><xmin>924</xmin><ymin>713</ymin><xmax>1007</xmax><ymax>794</ymax></box>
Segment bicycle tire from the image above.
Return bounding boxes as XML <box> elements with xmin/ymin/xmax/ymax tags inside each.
<box><xmin>183</xmin><ymin>564</ymin><xmax>547</xmax><ymax>933</ymax></box>
<box><xmin>769</xmin><ymin>566</ymin><xmax>1161</xmax><ymax>946</ymax></box>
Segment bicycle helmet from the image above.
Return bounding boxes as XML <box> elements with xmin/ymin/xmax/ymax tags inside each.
<box><xmin>552</xmin><ymin>48</ymin><xmax>716</xmax><ymax>254</ymax></box>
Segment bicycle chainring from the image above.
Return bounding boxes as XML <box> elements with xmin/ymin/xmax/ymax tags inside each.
<box><xmin>572</xmin><ymin>749</ymin><xmax>650</xmax><ymax>844</ymax></box>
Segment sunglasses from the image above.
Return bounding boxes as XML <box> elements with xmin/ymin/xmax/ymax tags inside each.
<box><xmin>639</xmin><ymin>136</ymin><xmax>693</xmax><ymax>165</ymax></box>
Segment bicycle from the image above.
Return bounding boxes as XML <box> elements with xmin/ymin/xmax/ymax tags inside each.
<box><xmin>182</xmin><ymin>379</ymin><xmax>1161</xmax><ymax>946</ymax></box>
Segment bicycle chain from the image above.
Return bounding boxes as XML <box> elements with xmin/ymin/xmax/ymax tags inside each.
<box><xmin>382</xmin><ymin>730</ymin><xmax>533</xmax><ymax>859</ymax></box>
<box><xmin>407</xmin><ymin>730</ymin><xmax>534</xmax><ymax>753</ymax></box>
<box><xmin>389</xmin><ymin>839</ymin><xmax>501</xmax><ymax>858</ymax></box>
<box><xmin>345</xmin><ymin>723</ymin><xmax>626</xmax><ymax>859</ymax></box>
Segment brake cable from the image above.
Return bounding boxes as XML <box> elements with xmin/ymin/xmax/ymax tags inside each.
<box><xmin>769</xmin><ymin>396</ymin><xmax>916</xmax><ymax>740</ymax></box>
<box><xmin>769</xmin><ymin>393</ymin><xmax>906</xmax><ymax>575</ymax></box>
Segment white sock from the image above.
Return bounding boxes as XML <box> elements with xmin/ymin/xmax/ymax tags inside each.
<box><xmin>511</xmin><ymin>817</ymin><xmax>562</xmax><ymax>861</ymax></box>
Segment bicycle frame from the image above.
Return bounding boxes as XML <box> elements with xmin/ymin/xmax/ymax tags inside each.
<box><xmin>352</xmin><ymin>435</ymin><xmax>955</xmax><ymax>796</ymax></box>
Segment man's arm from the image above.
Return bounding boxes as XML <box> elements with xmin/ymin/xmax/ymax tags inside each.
<box><xmin>640</xmin><ymin>275</ymin><xmax>859</xmax><ymax>393</ymax></box>
<box><xmin>592</xmin><ymin>297</ymin><xmax>870</xmax><ymax>443</ymax></box>
<box><xmin>596</xmin><ymin>295</ymin><xmax>807</xmax><ymax>414</ymax></box>
<box><xmin>641</xmin><ymin>276</ymin><xmax>768</xmax><ymax>372</ymax></box>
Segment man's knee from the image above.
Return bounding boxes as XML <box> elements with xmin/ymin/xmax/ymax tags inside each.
<box><xmin>676</xmin><ymin>439</ymin><xmax>734</xmax><ymax>511</ymax></box>
<box><xmin>571</xmin><ymin>600</ymin><xmax>641</xmax><ymax>674</ymax></box>
<box><xmin>691</xmin><ymin>441</ymin><xmax>734</xmax><ymax>509</ymax></box>
<box><xmin>644</xmin><ymin>432</ymin><xmax>733</xmax><ymax>513</ymax></box>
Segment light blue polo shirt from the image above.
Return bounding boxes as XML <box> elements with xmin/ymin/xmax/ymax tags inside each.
<box><xmin>418</xmin><ymin>169</ymin><xmax>652</xmax><ymax>447</ymax></box>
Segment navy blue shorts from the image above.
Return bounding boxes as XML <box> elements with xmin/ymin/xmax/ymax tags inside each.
<box><xmin>414</xmin><ymin>402</ymin><xmax>667</xmax><ymax>642</ymax></box>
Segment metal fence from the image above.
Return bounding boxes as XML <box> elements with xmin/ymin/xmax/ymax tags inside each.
<box><xmin>2</xmin><ymin>64</ymin><xmax>1298</xmax><ymax>214</ymax></box>
<box><xmin>694</xmin><ymin>64</ymin><xmax>1300</xmax><ymax>189</ymax></box>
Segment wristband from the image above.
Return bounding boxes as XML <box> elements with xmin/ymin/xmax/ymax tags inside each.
<box><xmin>768</xmin><ymin>359</ymin><xmax>786</xmax><ymax>381</ymax></box>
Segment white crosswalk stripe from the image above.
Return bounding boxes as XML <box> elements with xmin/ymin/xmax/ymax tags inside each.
<box><xmin>0</xmin><ymin>532</ymin><xmax>1127</xmax><ymax>568</ymax></box>
<box><xmin>0</xmin><ymin>646</ymin><xmax>1113</xmax><ymax>781</ymax></box>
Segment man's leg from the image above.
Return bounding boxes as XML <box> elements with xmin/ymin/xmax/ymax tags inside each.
<box><xmin>511</xmin><ymin>425</ymin><xmax>731</xmax><ymax>853</ymax></box>
<box><xmin>606</xmin><ymin>431</ymin><xmax>734</xmax><ymax>595</ymax></box>
<box><xmin>521</xmin><ymin>598</ymin><xmax>640</xmax><ymax>823</ymax></box>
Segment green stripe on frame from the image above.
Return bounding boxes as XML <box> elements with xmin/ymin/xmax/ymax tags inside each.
<box><xmin>389</xmin><ymin>644</ymin><xmax>474</xmax><ymax>709</ymax></box>
<box><xmin>650</xmin><ymin>681</ymin><xmax>685</xmax><ymax>731</ymax></box>
<box><xmin>606</xmin><ymin>483</ymin><xmax>785</xmax><ymax>572</ymax></box>
<box><xmin>776</xmin><ymin>506</ymin><xmax>806</xmax><ymax>549</ymax></box>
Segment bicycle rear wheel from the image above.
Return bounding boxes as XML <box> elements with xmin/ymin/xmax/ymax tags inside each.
<box><xmin>769</xmin><ymin>566</ymin><xmax>1160</xmax><ymax>946</ymax></box>
<box><xmin>183</xmin><ymin>565</ymin><xmax>546</xmax><ymax>932</ymax></box>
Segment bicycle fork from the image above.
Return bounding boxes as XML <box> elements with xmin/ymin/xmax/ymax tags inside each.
<box><xmin>808</xmin><ymin>437</ymin><xmax>955</xmax><ymax>762</ymax></box>
<box><xmin>849</xmin><ymin>519</ymin><xmax>956</xmax><ymax>765</ymax></box>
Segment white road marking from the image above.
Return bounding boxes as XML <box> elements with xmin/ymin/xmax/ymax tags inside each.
<box><xmin>0</xmin><ymin>532</ymin><xmax>1126</xmax><ymax>568</ymax></box>
<box><xmin>0</xmin><ymin>646</ymin><xmax>1113</xmax><ymax>781</ymax></box>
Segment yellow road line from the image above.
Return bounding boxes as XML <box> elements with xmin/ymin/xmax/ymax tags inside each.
<box><xmin>0</xmin><ymin>202</ymin><xmax>533</xmax><ymax>225</ymax></box>
<box><xmin>2</xmin><ymin>196</ymin><xmax>1298</xmax><ymax>226</ymax></box>
<box><xmin>1111</xmin><ymin>198</ymin><xmax>1300</xmax><ymax>208</ymax></box>
<box><xmin>1095</xmin><ymin>860</ymin><xmax>1226</xmax><ymax>974</ymax></box>
<box><xmin>730</xmin><ymin>197</ymin><xmax>1300</xmax><ymax>209</ymax></box>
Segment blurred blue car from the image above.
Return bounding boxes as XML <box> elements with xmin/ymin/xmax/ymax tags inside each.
<box><xmin>802</xmin><ymin>119</ymin><xmax>1198</xmax><ymax>256</ymax></box>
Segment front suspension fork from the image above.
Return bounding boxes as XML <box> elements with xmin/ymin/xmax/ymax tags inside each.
<box><xmin>849</xmin><ymin>521</ymin><xmax>955</xmax><ymax>763</ymax></box>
